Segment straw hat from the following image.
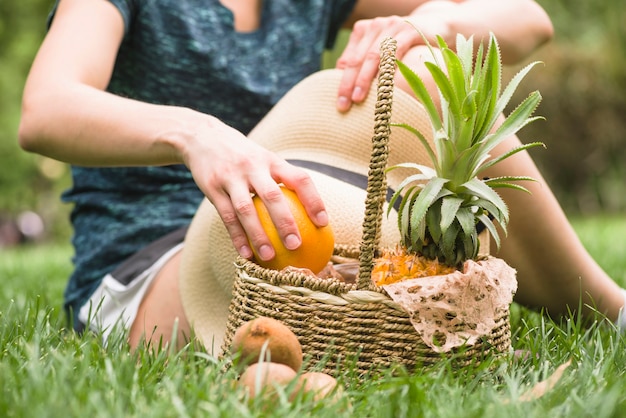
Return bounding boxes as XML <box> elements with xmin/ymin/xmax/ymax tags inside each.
<box><xmin>179</xmin><ymin>68</ymin><xmax>433</xmax><ymax>355</ymax></box>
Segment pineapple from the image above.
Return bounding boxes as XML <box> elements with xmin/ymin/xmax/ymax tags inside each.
<box><xmin>372</xmin><ymin>33</ymin><xmax>544</xmax><ymax>285</ymax></box>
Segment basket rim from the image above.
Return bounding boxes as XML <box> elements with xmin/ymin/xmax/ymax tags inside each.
<box><xmin>236</xmin><ymin>251</ymin><xmax>502</xmax><ymax>300</ymax></box>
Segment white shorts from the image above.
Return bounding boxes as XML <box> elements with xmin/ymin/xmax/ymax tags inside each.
<box><xmin>78</xmin><ymin>227</ymin><xmax>187</xmax><ymax>343</ymax></box>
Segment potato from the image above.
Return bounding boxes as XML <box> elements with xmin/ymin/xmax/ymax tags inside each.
<box><xmin>293</xmin><ymin>371</ymin><xmax>339</xmax><ymax>401</ymax></box>
<box><xmin>230</xmin><ymin>317</ymin><xmax>303</xmax><ymax>372</ymax></box>
<box><xmin>238</xmin><ymin>361</ymin><xmax>298</xmax><ymax>399</ymax></box>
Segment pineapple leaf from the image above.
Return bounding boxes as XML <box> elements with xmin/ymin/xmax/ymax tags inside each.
<box><xmin>389</xmin><ymin>31</ymin><xmax>544</xmax><ymax>265</ymax></box>
<box><xmin>463</xmin><ymin>234</ymin><xmax>479</xmax><ymax>262</ymax></box>
<box><xmin>408</xmin><ymin>177</ymin><xmax>449</xmax><ymax>236</ymax></box>
<box><xmin>388</xmin><ymin>162</ymin><xmax>437</xmax><ymax>181</ymax></box>
<box><xmin>462</xmin><ymin>178</ymin><xmax>509</xmax><ymax>224</ymax></box>
<box><xmin>441</xmin><ymin>46</ymin><xmax>468</xmax><ymax>110</ymax></box>
<box><xmin>424</xmin><ymin>61</ymin><xmax>462</xmax><ymax>122</ymax></box>
<box><xmin>425</xmin><ymin>201</ymin><xmax>443</xmax><ymax>242</ymax></box>
<box><xmin>396</xmin><ymin>60</ymin><xmax>442</xmax><ymax>131</ymax></box>
<box><xmin>441</xmin><ymin>222</ymin><xmax>459</xmax><ymax>264</ymax></box>
<box><xmin>450</xmin><ymin>143</ymin><xmax>483</xmax><ymax>186</ymax></box>
<box><xmin>478</xmin><ymin>141</ymin><xmax>546</xmax><ymax>174</ymax></box>
<box><xmin>456</xmin><ymin>33</ymin><xmax>475</xmax><ymax>77</ymax></box>
<box><xmin>472</xmin><ymin>36</ymin><xmax>502</xmax><ymax>141</ymax></box>
<box><xmin>409</xmin><ymin>218</ymin><xmax>426</xmax><ymax>252</ymax></box>
<box><xmin>456</xmin><ymin>206</ymin><xmax>477</xmax><ymax>238</ymax></box>
<box><xmin>387</xmin><ymin>164</ymin><xmax>438</xmax><ymax>218</ymax></box>
<box><xmin>472</xmin><ymin>197</ymin><xmax>503</xmax><ymax>224</ymax></box>
<box><xmin>478</xmin><ymin>213</ymin><xmax>502</xmax><ymax>249</ymax></box>
<box><xmin>398</xmin><ymin>186</ymin><xmax>420</xmax><ymax>243</ymax></box>
<box><xmin>456</xmin><ymin>90</ymin><xmax>479</xmax><ymax>154</ymax></box>
<box><xmin>484</xmin><ymin>175</ymin><xmax>537</xmax><ymax>184</ymax></box>
<box><xmin>484</xmin><ymin>175</ymin><xmax>538</xmax><ymax>194</ymax></box>
<box><xmin>440</xmin><ymin>196</ymin><xmax>464</xmax><ymax>233</ymax></box>
<box><xmin>470</xmin><ymin>42</ymin><xmax>490</xmax><ymax>136</ymax></box>
<box><xmin>392</xmin><ymin>123</ymin><xmax>439</xmax><ymax>170</ymax></box>
<box><xmin>484</xmin><ymin>182</ymin><xmax>532</xmax><ymax>194</ymax></box>
<box><xmin>487</xmin><ymin>61</ymin><xmax>544</xmax><ymax>132</ymax></box>
<box><xmin>482</xmin><ymin>92</ymin><xmax>543</xmax><ymax>156</ymax></box>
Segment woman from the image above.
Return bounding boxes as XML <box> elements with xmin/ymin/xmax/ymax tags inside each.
<box><xmin>19</xmin><ymin>0</ymin><xmax>623</xmax><ymax>348</ymax></box>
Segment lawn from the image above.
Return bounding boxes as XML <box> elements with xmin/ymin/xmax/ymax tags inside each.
<box><xmin>1</xmin><ymin>216</ymin><xmax>625</xmax><ymax>417</ymax></box>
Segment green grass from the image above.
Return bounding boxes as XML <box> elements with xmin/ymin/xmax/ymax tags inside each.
<box><xmin>1</xmin><ymin>216</ymin><xmax>625</xmax><ymax>417</ymax></box>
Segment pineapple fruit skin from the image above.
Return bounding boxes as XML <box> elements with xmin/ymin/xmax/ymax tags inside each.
<box><xmin>372</xmin><ymin>246</ymin><xmax>456</xmax><ymax>286</ymax></box>
<box><xmin>372</xmin><ymin>229</ymin><xmax>490</xmax><ymax>286</ymax></box>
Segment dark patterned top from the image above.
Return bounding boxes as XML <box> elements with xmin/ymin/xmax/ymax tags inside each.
<box><xmin>51</xmin><ymin>0</ymin><xmax>357</xmax><ymax>319</ymax></box>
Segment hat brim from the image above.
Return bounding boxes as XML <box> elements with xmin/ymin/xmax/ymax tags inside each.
<box><xmin>179</xmin><ymin>69</ymin><xmax>433</xmax><ymax>354</ymax></box>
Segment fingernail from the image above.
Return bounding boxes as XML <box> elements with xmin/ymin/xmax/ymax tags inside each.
<box><xmin>337</xmin><ymin>96</ymin><xmax>350</xmax><ymax>111</ymax></box>
<box><xmin>258</xmin><ymin>244</ymin><xmax>274</xmax><ymax>261</ymax></box>
<box><xmin>239</xmin><ymin>245</ymin><xmax>253</xmax><ymax>259</ymax></box>
<box><xmin>352</xmin><ymin>86</ymin><xmax>364</xmax><ymax>101</ymax></box>
<box><xmin>316</xmin><ymin>211</ymin><xmax>329</xmax><ymax>226</ymax></box>
<box><xmin>284</xmin><ymin>234</ymin><xmax>301</xmax><ymax>250</ymax></box>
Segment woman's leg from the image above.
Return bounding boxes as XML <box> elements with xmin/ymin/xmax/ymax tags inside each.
<box><xmin>128</xmin><ymin>250</ymin><xmax>191</xmax><ymax>349</ymax></box>
<box><xmin>395</xmin><ymin>46</ymin><xmax>624</xmax><ymax>323</ymax></box>
<box><xmin>486</xmin><ymin>136</ymin><xmax>624</xmax><ymax>321</ymax></box>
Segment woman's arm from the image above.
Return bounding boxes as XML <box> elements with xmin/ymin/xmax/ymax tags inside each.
<box><xmin>19</xmin><ymin>0</ymin><xmax>328</xmax><ymax>263</ymax></box>
<box><xmin>408</xmin><ymin>0</ymin><xmax>554</xmax><ymax>64</ymax></box>
<box><xmin>336</xmin><ymin>0</ymin><xmax>553</xmax><ymax>111</ymax></box>
<box><xmin>347</xmin><ymin>0</ymin><xmax>553</xmax><ymax>64</ymax></box>
<box><xmin>18</xmin><ymin>0</ymin><xmax>191</xmax><ymax>166</ymax></box>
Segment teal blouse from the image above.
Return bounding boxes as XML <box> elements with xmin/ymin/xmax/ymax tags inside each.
<box><xmin>53</xmin><ymin>0</ymin><xmax>357</xmax><ymax>320</ymax></box>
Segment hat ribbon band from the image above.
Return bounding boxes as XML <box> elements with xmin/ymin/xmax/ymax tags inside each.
<box><xmin>287</xmin><ymin>159</ymin><xmax>401</xmax><ymax>212</ymax></box>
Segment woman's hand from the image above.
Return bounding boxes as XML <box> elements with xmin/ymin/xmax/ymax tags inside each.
<box><xmin>19</xmin><ymin>0</ymin><xmax>328</xmax><ymax>262</ymax></box>
<box><xmin>335</xmin><ymin>0</ymin><xmax>553</xmax><ymax>112</ymax></box>
<box><xmin>335</xmin><ymin>2</ymin><xmax>458</xmax><ymax>112</ymax></box>
<box><xmin>181</xmin><ymin>119</ymin><xmax>328</xmax><ymax>261</ymax></box>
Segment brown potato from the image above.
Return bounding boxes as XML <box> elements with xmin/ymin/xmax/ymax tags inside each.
<box><xmin>238</xmin><ymin>362</ymin><xmax>298</xmax><ymax>399</ymax></box>
<box><xmin>293</xmin><ymin>372</ymin><xmax>339</xmax><ymax>401</ymax></box>
<box><xmin>230</xmin><ymin>317</ymin><xmax>303</xmax><ymax>372</ymax></box>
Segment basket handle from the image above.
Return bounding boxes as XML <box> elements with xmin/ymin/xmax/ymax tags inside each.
<box><xmin>357</xmin><ymin>37</ymin><xmax>397</xmax><ymax>290</ymax></box>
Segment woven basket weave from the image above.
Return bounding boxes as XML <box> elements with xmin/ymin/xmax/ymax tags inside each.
<box><xmin>222</xmin><ymin>38</ymin><xmax>512</xmax><ymax>375</ymax></box>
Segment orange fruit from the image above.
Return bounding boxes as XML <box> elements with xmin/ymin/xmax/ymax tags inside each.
<box><xmin>251</xmin><ymin>187</ymin><xmax>334</xmax><ymax>274</ymax></box>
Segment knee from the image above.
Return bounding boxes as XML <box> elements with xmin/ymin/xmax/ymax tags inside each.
<box><xmin>394</xmin><ymin>45</ymin><xmax>443</xmax><ymax>107</ymax></box>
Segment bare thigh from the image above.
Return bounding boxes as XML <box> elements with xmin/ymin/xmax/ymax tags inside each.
<box><xmin>395</xmin><ymin>44</ymin><xmax>623</xmax><ymax>321</ymax></box>
<box><xmin>128</xmin><ymin>250</ymin><xmax>191</xmax><ymax>349</ymax></box>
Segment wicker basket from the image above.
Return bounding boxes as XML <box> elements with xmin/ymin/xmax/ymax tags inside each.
<box><xmin>222</xmin><ymin>38</ymin><xmax>514</xmax><ymax>376</ymax></box>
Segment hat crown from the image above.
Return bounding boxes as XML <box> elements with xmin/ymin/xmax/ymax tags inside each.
<box><xmin>249</xmin><ymin>69</ymin><xmax>433</xmax><ymax>189</ymax></box>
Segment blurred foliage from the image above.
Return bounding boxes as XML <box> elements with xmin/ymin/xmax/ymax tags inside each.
<box><xmin>0</xmin><ymin>0</ymin><xmax>624</xmax><ymax>243</ymax></box>
<box><xmin>0</xmin><ymin>0</ymin><xmax>71</xmax><ymax>242</ymax></box>
<box><xmin>509</xmin><ymin>0</ymin><xmax>626</xmax><ymax>214</ymax></box>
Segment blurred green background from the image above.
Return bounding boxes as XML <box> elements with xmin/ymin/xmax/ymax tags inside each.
<box><xmin>1</xmin><ymin>0</ymin><xmax>625</xmax><ymax>246</ymax></box>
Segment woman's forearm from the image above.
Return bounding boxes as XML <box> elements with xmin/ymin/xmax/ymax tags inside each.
<box><xmin>17</xmin><ymin>0</ymin><xmax>218</xmax><ymax>168</ymax></box>
<box><xmin>416</xmin><ymin>0</ymin><xmax>554</xmax><ymax>64</ymax></box>
<box><xmin>18</xmin><ymin>80</ymin><xmax>213</xmax><ymax>168</ymax></box>
<box><xmin>349</xmin><ymin>0</ymin><xmax>553</xmax><ymax>65</ymax></box>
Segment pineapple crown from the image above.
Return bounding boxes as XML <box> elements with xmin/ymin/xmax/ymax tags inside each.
<box><xmin>388</xmin><ymin>32</ymin><xmax>545</xmax><ymax>267</ymax></box>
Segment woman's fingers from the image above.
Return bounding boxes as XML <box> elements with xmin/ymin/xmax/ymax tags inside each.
<box><xmin>245</xmin><ymin>180</ymin><xmax>301</xmax><ymax>257</ymax></box>
<box><xmin>335</xmin><ymin>16</ymin><xmax>421</xmax><ymax>112</ymax></box>
<box><xmin>203</xmin><ymin>157</ymin><xmax>327</xmax><ymax>262</ymax></box>
<box><xmin>274</xmin><ymin>161</ymin><xmax>329</xmax><ymax>227</ymax></box>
